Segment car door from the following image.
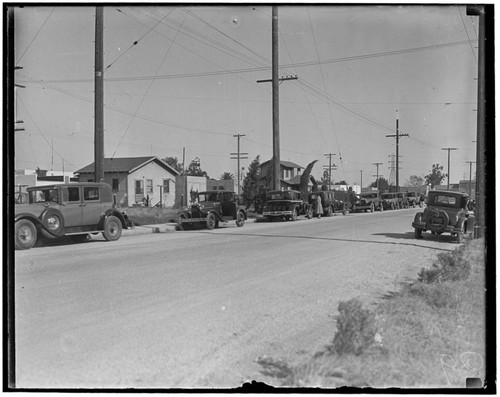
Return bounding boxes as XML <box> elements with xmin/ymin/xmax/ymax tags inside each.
<box><xmin>62</xmin><ymin>186</ymin><xmax>83</xmax><ymax>227</ymax></box>
<box><xmin>221</xmin><ymin>192</ymin><xmax>236</xmax><ymax>218</ymax></box>
<box><xmin>81</xmin><ymin>185</ymin><xmax>103</xmax><ymax>226</ymax></box>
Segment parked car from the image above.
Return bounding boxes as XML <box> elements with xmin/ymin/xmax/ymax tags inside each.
<box><xmin>406</xmin><ymin>192</ymin><xmax>418</xmax><ymax>208</ymax></box>
<box><xmin>308</xmin><ymin>191</ymin><xmax>347</xmax><ymax>216</ymax></box>
<box><xmin>381</xmin><ymin>192</ymin><xmax>399</xmax><ymax>210</ymax></box>
<box><xmin>397</xmin><ymin>192</ymin><xmax>409</xmax><ymax>209</ymax></box>
<box><xmin>352</xmin><ymin>192</ymin><xmax>383</xmax><ymax>212</ymax></box>
<box><xmin>412</xmin><ymin>190</ymin><xmax>474</xmax><ymax>243</ymax></box>
<box><xmin>14</xmin><ymin>182</ymin><xmax>129</xmax><ymax>250</ymax></box>
<box><xmin>177</xmin><ymin>190</ymin><xmax>246</xmax><ymax>230</ymax></box>
<box><xmin>262</xmin><ymin>190</ymin><xmax>312</xmax><ymax>221</ymax></box>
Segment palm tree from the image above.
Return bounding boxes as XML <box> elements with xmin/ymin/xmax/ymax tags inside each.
<box><xmin>220</xmin><ymin>172</ymin><xmax>234</xmax><ymax>180</ymax></box>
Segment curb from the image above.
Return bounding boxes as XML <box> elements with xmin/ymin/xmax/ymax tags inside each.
<box><xmin>123</xmin><ymin>218</ymin><xmax>258</xmax><ymax>236</ymax></box>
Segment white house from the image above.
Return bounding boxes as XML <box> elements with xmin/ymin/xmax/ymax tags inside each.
<box><xmin>76</xmin><ymin>156</ymin><xmax>180</xmax><ymax>207</ymax></box>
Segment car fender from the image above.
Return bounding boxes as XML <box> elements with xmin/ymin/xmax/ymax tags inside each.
<box><xmin>209</xmin><ymin>210</ymin><xmax>225</xmax><ymax>222</ymax></box>
<box><xmin>16</xmin><ymin>212</ymin><xmax>62</xmax><ymax>237</ymax></box>
<box><xmin>98</xmin><ymin>209</ymin><xmax>128</xmax><ymax>229</ymax></box>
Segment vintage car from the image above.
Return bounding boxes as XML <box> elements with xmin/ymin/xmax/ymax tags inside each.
<box><xmin>262</xmin><ymin>190</ymin><xmax>312</xmax><ymax>221</ymax></box>
<box><xmin>14</xmin><ymin>182</ymin><xmax>129</xmax><ymax>250</ymax></box>
<box><xmin>412</xmin><ymin>190</ymin><xmax>474</xmax><ymax>243</ymax></box>
<box><xmin>352</xmin><ymin>192</ymin><xmax>383</xmax><ymax>213</ymax></box>
<box><xmin>406</xmin><ymin>192</ymin><xmax>418</xmax><ymax>208</ymax></box>
<box><xmin>308</xmin><ymin>190</ymin><xmax>347</xmax><ymax>216</ymax></box>
<box><xmin>397</xmin><ymin>192</ymin><xmax>409</xmax><ymax>209</ymax></box>
<box><xmin>177</xmin><ymin>190</ymin><xmax>246</xmax><ymax>230</ymax></box>
<box><xmin>381</xmin><ymin>192</ymin><xmax>399</xmax><ymax>210</ymax></box>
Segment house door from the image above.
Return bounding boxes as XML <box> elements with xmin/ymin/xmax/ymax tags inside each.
<box><xmin>135</xmin><ymin>179</ymin><xmax>144</xmax><ymax>203</ymax></box>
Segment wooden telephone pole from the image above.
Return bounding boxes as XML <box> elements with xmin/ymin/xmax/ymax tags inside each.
<box><xmin>94</xmin><ymin>6</ymin><xmax>104</xmax><ymax>183</ymax></box>
<box><xmin>386</xmin><ymin>118</ymin><xmax>408</xmax><ymax>192</ymax></box>
<box><xmin>256</xmin><ymin>6</ymin><xmax>297</xmax><ymax>191</ymax></box>
<box><xmin>230</xmin><ymin>134</ymin><xmax>248</xmax><ymax>196</ymax></box>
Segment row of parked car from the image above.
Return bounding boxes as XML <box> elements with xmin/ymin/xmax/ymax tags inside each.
<box><xmin>14</xmin><ymin>182</ymin><xmax>473</xmax><ymax>250</ymax></box>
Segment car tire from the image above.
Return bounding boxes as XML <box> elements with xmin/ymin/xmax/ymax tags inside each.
<box><xmin>326</xmin><ymin>206</ymin><xmax>333</xmax><ymax>217</ymax></box>
<box><xmin>15</xmin><ymin>219</ymin><xmax>38</xmax><ymax>250</ymax></box>
<box><xmin>370</xmin><ymin>203</ymin><xmax>375</xmax><ymax>213</ymax></box>
<box><xmin>291</xmin><ymin>210</ymin><xmax>298</xmax><ymax>221</ymax></box>
<box><xmin>206</xmin><ymin>213</ymin><xmax>216</xmax><ymax>230</ymax></box>
<box><xmin>390</xmin><ymin>202</ymin><xmax>395</xmax><ymax>210</ymax></box>
<box><xmin>235</xmin><ymin>211</ymin><xmax>245</xmax><ymax>227</ymax></box>
<box><xmin>102</xmin><ymin>215</ymin><xmax>122</xmax><ymax>241</ymax></box>
<box><xmin>41</xmin><ymin>208</ymin><xmax>64</xmax><ymax>235</ymax></box>
<box><xmin>379</xmin><ymin>204</ymin><xmax>384</xmax><ymax>212</ymax></box>
<box><xmin>415</xmin><ymin>228</ymin><xmax>423</xmax><ymax>239</ymax></box>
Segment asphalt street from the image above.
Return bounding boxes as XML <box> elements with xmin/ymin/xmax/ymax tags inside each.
<box><xmin>14</xmin><ymin>208</ymin><xmax>460</xmax><ymax>388</ymax></box>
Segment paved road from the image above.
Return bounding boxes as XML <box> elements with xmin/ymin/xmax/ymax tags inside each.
<box><xmin>14</xmin><ymin>208</ymin><xmax>459</xmax><ymax>388</ymax></box>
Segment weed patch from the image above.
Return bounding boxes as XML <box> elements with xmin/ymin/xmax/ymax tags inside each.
<box><xmin>125</xmin><ymin>207</ymin><xmax>178</xmax><ymax>225</ymax></box>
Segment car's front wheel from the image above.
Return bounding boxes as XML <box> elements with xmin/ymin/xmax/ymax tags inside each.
<box><xmin>415</xmin><ymin>228</ymin><xmax>423</xmax><ymax>239</ymax></box>
<box><xmin>15</xmin><ymin>219</ymin><xmax>38</xmax><ymax>250</ymax></box>
<box><xmin>235</xmin><ymin>211</ymin><xmax>245</xmax><ymax>227</ymax></box>
<box><xmin>206</xmin><ymin>213</ymin><xmax>216</xmax><ymax>230</ymax></box>
<box><xmin>102</xmin><ymin>215</ymin><xmax>122</xmax><ymax>241</ymax></box>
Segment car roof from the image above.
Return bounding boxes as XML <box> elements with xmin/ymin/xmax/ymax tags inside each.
<box><xmin>430</xmin><ymin>190</ymin><xmax>468</xmax><ymax>197</ymax></box>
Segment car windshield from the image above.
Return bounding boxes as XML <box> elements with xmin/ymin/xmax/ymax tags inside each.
<box><xmin>198</xmin><ymin>192</ymin><xmax>218</xmax><ymax>202</ymax></box>
<box><xmin>29</xmin><ymin>188</ymin><xmax>59</xmax><ymax>204</ymax></box>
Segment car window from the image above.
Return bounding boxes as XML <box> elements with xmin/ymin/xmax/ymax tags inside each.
<box><xmin>30</xmin><ymin>188</ymin><xmax>59</xmax><ymax>203</ymax></box>
<box><xmin>223</xmin><ymin>192</ymin><xmax>233</xmax><ymax>201</ymax></box>
<box><xmin>68</xmin><ymin>187</ymin><xmax>80</xmax><ymax>202</ymax></box>
<box><xmin>84</xmin><ymin>187</ymin><xmax>100</xmax><ymax>201</ymax></box>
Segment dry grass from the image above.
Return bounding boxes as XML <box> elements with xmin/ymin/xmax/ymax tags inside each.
<box><xmin>257</xmin><ymin>238</ymin><xmax>486</xmax><ymax>388</ymax></box>
<box><xmin>124</xmin><ymin>207</ymin><xmax>178</xmax><ymax>225</ymax></box>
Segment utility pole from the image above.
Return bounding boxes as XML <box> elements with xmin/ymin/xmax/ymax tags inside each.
<box><xmin>360</xmin><ymin>170</ymin><xmax>363</xmax><ymax>190</ymax></box>
<box><xmin>94</xmin><ymin>6</ymin><xmax>104</xmax><ymax>183</ymax></box>
<box><xmin>256</xmin><ymin>6</ymin><xmax>298</xmax><ymax>191</ymax></box>
<box><xmin>372</xmin><ymin>162</ymin><xmax>383</xmax><ymax>191</ymax></box>
<box><xmin>324</xmin><ymin>153</ymin><xmax>336</xmax><ymax>189</ymax></box>
<box><xmin>230</xmin><ymin>134</ymin><xmax>248</xmax><ymax>197</ymax></box>
<box><xmin>467</xmin><ymin>5</ymin><xmax>487</xmax><ymax>238</ymax></box>
<box><xmin>441</xmin><ymin>147</ymin><xmax>458</xmax><ymax>190</ymax></box>
<box><xmin>386</xmin><ymin>118</ymin><xmax>408</xmax><ymax>192</ymax></box>
<box><xmin>465</xmin><ymin>161</ymin><xmax>476</xmax><ymax>197</ymax></box>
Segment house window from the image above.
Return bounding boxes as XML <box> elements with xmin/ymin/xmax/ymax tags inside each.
<box><xmin>112</xmin><ymin>178</ymin><xmax>119</xmax><ymax>191</ymax></box>
<box><xmin>146</xmin><ymin>179</ymin><xmax>153</xmax><ymax>194</ymax></box>
<box><xmin>88</xmin><ymin>178</ymin><xmax>94</xmax><ymax>182</ymax></box>
<box><xmin>163</xmin><ymin>179</ymin><xmax>170</xmax><ymax>193</ymax></box>
<box><xmin>285</xmin><ymin>169</ymin><xmax>290</xmax><ymax>179</ymax></box>
<box><xmin>135</xmin><ymin>180</ymin><xmax>144</xmax><ymax>195</ymax></box>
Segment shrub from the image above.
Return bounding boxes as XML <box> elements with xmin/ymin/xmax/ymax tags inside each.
<box><xmin>418</xmin><ymin>245</ymin><xmax>471</xmax><ymax>283</ymax></box>
<box><xmin>407</xmin><ymin>282</ymin><xmax>459</xmax><ymax>309</ymax></box>
<box><xmin>331</xmin><ymin>298</ymin><xmax>377</xmax><ymax>355</ymax></box>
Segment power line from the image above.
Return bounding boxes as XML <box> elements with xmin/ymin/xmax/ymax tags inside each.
<box><xmin>16</xmin><ymin>8</ymin><xmax>55</xmax><ymax>64</ymax></box>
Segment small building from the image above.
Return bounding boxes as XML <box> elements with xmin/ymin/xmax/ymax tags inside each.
<box><xmin>207</xmin><ymin>179</ymin><xmax>236</xmax><ymax>192</ymax></box>
<box><xmin>260</xmin><ymin>160</ymin><xmax>305</xmax><ymax>190</ymax></box>
<box><xmin>76</xmin><ymin>156</ymin><xmax>180</xmax><ymax>207</ymax></box>
<box><xmin>175</xmin><ymin>175</ymin><xmax>207</xmax><ymax>208</ymax></box>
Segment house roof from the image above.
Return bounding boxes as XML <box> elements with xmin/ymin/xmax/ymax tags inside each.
<box><xmin>76</xmin><ymin>156</ymin><xmax>180</xmax><ymax>176</ymax></box>
<box><xmin>260</xmin><ymin>159</ymin><xmax>304</xmax><ymax>169</ymax></box>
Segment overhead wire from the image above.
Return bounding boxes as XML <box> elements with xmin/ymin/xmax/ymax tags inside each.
<box><xmin>16</xmin><ymin>7</ymin><xmax>55</xmax><ymax>64</ymax></box>
<box><xmin>457</xmin><ymin>6</ymin><xmax>478</xmax><ymax>64</ymax></box>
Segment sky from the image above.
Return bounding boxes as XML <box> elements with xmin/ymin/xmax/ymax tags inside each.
<box><xmin>13</xmin><ymin>4</ymin><xmax>479</xmax><ymax>187</ymax></box>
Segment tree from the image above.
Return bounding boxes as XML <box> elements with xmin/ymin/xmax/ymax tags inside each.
<box><xmin>162</xmin><ymin>156</ymin><xmax>184</xmax><ymax>174</ymax></box>
<box><xmin>336</xmin><ymin>180</ymin><xmax>348</xmax><ymax>186</ymax></box>
<box><xmin>241</xmin><ymin>156</ymin><xmax>262</xmax><ymax>209</ymax></box>
<box><xmin>220</xmin><ymin>172</ymin><xmax>234</xmax><ymax>180</ymax></box>
<box><xmin>424</xmin><ymin>164</ymin><xmax>447</xmax><ymax>188</ymax></box>
<box><xmin>405</xmin><ymin>175</ymin><xmax>424</xmax><ymax>188</ymax></box>
<box><xmin>186</xmin><ymin>157</ymin><xmax>209</xmax><ymax>178</ymax></box>
<box><xmin>370</xmin><ymin>176</ymin><xmax>389</xmax><ymax>192</ymax></box>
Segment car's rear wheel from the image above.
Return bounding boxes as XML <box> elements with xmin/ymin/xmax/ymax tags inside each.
<box><xmin>415</xmin><ymin>228</ymin><xmax>423</xmax><ymax>239</ymax></box>
<box><xmin>102</xmin><ymin>215</ymin><xmax>122</xmax><ymax>241</ymax></box>
<box><xmin>206</xmin><ymin>213</ymin><xmax>216</xmax><ymax>230</ymax></box>
<box><xmin>15</xmin><ymin>219</ymin><xmax>38</xmax><ymax>250</ymax></box>
<box><xmin>235</xmin><ymin>211</ymin><xmax>245</xmax><ymax>227</ymax></box>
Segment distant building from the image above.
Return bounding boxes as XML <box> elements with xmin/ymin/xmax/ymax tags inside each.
<box><xmin>76</xmin><ymin>156</ymin><xmax>180</xmax><ymax>207</ymax></box>
<box><xmin>260</xmin><ymin>160</ymin><xmax>304</xmax><ymax>190</ymax></box>
<box><xmin>175</xmin><ymin>175</ymin><xmax>207</xmax><ymax>207</ymax></box>
<box><xmin>207</xmin><ymin>179</ymin><xmax>236</xmax><ymax>192</ymax></box>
